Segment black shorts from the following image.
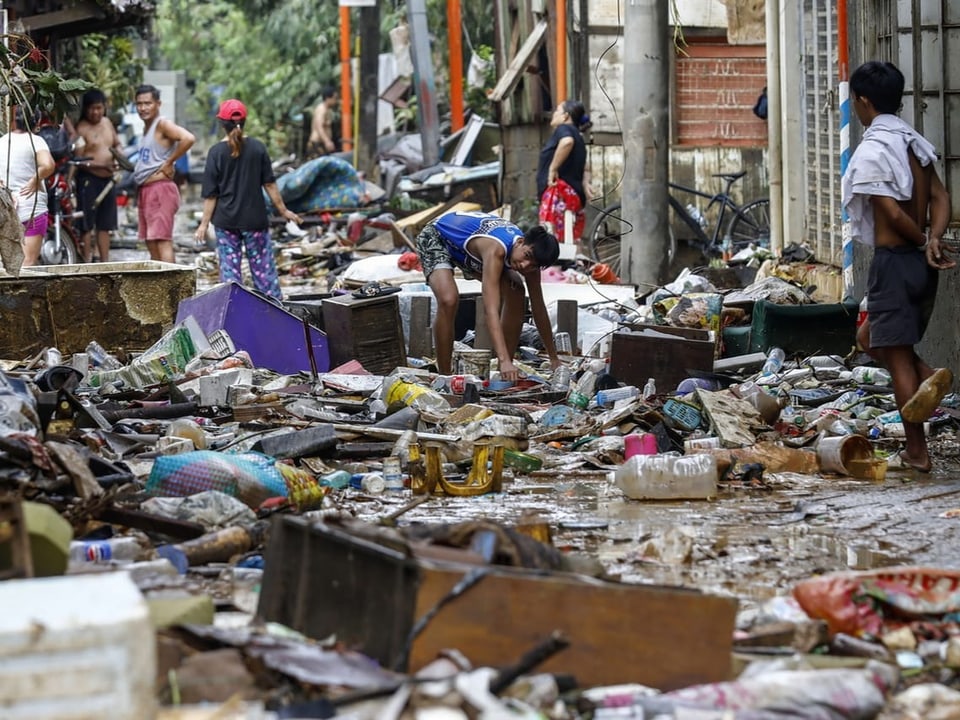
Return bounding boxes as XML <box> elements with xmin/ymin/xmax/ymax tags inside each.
<box><xmin>76</xmin><ymin>171</ymin><xmax>118</xmax><ymax>233</ymax></box>
<box><xmin>867</xmin><ymin>245</ymin><xmax>938</xmax><ymax>348</ymax></box>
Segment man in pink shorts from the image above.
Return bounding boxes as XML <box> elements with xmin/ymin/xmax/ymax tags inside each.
<box><xmin>133</xmin><ymin>84</ymin><xmax>195</xmax><ymax>262</ymax></box>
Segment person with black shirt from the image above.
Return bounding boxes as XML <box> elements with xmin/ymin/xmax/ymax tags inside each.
<box><xmin>195</xmin><ymin>99</ymin><xmax>301</xmax><ymax>300</ymax></box>
<box><xmin>536</xmin><ymin>100</ymin><xmax>591</xmax><ymax>243</ymax></box>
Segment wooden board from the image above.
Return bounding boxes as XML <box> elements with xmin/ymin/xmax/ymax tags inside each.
<box><xmin>410</xmin><ymin>564</ymin><xmax>737</xmax><ymax>690</ymax></box>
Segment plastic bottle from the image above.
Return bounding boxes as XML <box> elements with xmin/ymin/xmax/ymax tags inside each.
<box><xmin>551</xmin><ymin>366</ymin><xmax>572</xmax><ymax>391</ymax></box>
<box><xmin>567</xmin><ymin>370</ymin><xmax>598</xmax><ymax>409</ymax></box>
<box><xmin>85</xmin><ymin>340</ymin><xmax>123</xmax><ymax>370</ymax></box>
<box><xmin>760</xmin><ymin>347</ymin><xmax>786</xmax><ymax>376</ymax></box>
<box><xmin>502</xmin><ymin>448</ymin><xmax>543</xmax><ymax>473</ymax></box>
<box><xmin>361</xmin><ymin>472</ymin><xmax>386</xmax><ymax>494</ymax></box>
<box><xmin>382</xmin><ymin>456</ymin><xmax>404</xmax><ymax>491</ymax></box>
<box><xmin>166</xmin><ymin>418</ymin><xmax>209</xmax><ymax>450</ymax></box>
<box><xmin>381</xmin><ymin>373</ymin><xmax>450</xmax><ymax>412</ymax></box>
<box><xmin>642</xmin><ymin>378</ymin><xmax>657</xmax><ymax>400</ymax></box>
<box><xmin>70</xmin><ymin>536</ymin><xmax>143</xmax><ymax>563</ymax></box>
<box><xmin>857</xmin><ymin>296</ymin><xmax>869</xmax><ymax>329</ymax></box>
<box><xmin>851</xmin><ymin>366</ymin><xmax>892</xmax><ymax>386</ymax></box>
<box><xmin>614</xmin><ymin>453</ymin><xmax>718</xmax><ymax>500</ymax></box>
<box><xmin>596</xmin><ymin>385</ymin><xmax>640</xmax><ymax>407</ymax></box>
<box><xmin>318</xmin><ymin>469</ymin><xmax>352</xmax><ymax>489</ymax></box>
<box><xmin>392</xmin><ymin>429</ymin><xmax>418</xmax><ymax>469</ymax></box>
<box><xmin>685</xmin><ymin>203</ymin><xmax>707</xmax><ymax>229</ymax></box>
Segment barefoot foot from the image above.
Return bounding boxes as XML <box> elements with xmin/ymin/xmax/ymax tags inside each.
<box><xmin>902</xmin><ymin>367</ymin><xmax>953</xmax><ymax>423</ymax></box>
<box><xmin>898</xmin><ymin>450</ymin><xmax>932</xmax><ymax>473</ymax></box>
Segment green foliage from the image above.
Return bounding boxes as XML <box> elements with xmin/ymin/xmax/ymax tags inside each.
<box><xmin>153</xmin><ymin>0</ymin><xmax>496</xmax><ymax>153</ymax></box>
<box><xmin>0</xmin><ymin>35</ymin><xmax>93</xmax><ymax>126</ymax></box>
<box><xmin>75</xmin><ymin>34</ymin><xmax>146</xmax><ymax>111</ymax></box>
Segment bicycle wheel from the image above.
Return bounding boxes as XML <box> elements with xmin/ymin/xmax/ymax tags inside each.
<box><xmin>585</xmin><ymin>202</ymin><xmax>623</xmax><ymax>278</ymax></box>
<box><xmin>727</xmin><ymin>198</ymin><xmax>771</xmax><ymax>251</ymax></box>
<box><xmin>39</xmin><ymin>223</ymin><xmax>79</xmax><ymax>265</ymax></box>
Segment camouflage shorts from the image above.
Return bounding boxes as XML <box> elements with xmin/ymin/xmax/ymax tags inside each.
<box><xmin>416</xmin><ymin>223</ymin><xmax>454</xmax><ymax>280</ymax></box>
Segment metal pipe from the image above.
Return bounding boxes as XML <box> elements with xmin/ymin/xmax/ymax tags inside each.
<box><xmin>339</xmin><ymin>6</ymin><xmax>353</xmax><ymax>152</ymax></box>
<box><xmin>448</xmin><ymin>0</ymin><xmax>464</xmax><ymax>131</ymax></box>
<box><xmin>555</xmin><ymin>0</ymin><xmax>568</xmax><ymax>102</ymax></box>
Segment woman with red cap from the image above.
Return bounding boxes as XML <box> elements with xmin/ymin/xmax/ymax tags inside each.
<box><xmin>195</xmin><ymin>99</ymin><xmax>302</xmax><ymax>300</ymax></box>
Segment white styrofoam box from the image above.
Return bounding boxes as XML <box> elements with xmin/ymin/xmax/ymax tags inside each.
<box><xmin>0</xmin><ymin>573</ymin><xmax>157</xmax><ymax>719</ymax></box>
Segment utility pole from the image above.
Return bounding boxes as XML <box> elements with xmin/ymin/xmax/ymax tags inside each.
<box><xmin>407</xmin><ymin>0</ymin><xmax>440</xmax><ymax>167</ymax></box>
<box><xmin>621</xmin><ymin>0</ymin><xmax>670</xmax><ymax>288</ymax></box>
<box><xmin>357</xmin><ymin>3</ymin><xmax>380</xmax><ymax>178</ymax></box>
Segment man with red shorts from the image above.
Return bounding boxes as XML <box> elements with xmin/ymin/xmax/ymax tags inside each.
<box><xmin>133</xmin><ymin>84</ymin><xmax>195</xmax><ymax>262</ymax></box>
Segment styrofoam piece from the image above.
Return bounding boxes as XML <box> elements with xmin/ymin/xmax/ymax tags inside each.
<box><xmin>0</xmin><ymin>573</ymin><xmax>157</xmax><ymax>719</ymax></box>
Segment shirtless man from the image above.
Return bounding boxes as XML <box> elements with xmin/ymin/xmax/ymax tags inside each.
<box><xmin>844</xmin><ymin>61</ymin><xmax>954</xmax><ymax>472</ymax></box>
<box><xmin>307</xmin><ymin>86</ymin><xmax>338</xmax><ymax>158</ymax></box>
<box><xmin>75</xmin><ymin>89</ymin><xmax>123</xmax><ymax>262</ymax></box>
<box><xmin>133</xmin><ymin>84</ymin><xmax>195</xmax><ymax>263</ymax></box>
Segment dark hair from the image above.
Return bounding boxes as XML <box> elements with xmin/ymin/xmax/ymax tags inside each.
<box><xmin>524</xmin><ymin>225</ymin><xmax>560</xmax><ymax>267</ymax></box>
<box><xmin>81</xmin><ymin>89</ymin><xmax>107</xmax><ymax>116</ymax></box>
<box><xmin>850</xmin><ymin>61</ymin><xmax>904</xmax><ymax>115</ymax></box>
<box><xmin>562</xmin><ymin>100</ymin><xmax>592</xmax><ymax>132</ymax></box>
<box><xmin>135</xmin><ymin>84</ymin><xmax>160</xmax><ymax>101</ymax></box>
<box><xmin>13</xmin><ymin>106</ymin><xmax>39</xmax><ymax>131</ymax></box>
<box><xmin>221</xmin><ymin>118</ymin><xmax>246</xmax><ymax>158</ymax></box>
<box><xmin>321</xmin><ymin>86</ymin><xmax>337</xmax><ymax>100</ymax></box>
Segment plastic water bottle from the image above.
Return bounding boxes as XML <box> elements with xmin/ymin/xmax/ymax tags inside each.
<box><xmin>642</xmin><ymin>378</ymin><xmax>657</xmax><ymax>400</ymax></box>
<box><xmin>857</xmin><ymin>295</ymin><xmax>868</xmax><ymax>329</ymax></box>
<box><xmin>760</xmin><ymin>347</ymin><xmax>786</xmax><ymax>376</ymax></box>
<box><xmin>318</xmin><ymin>469</ymin><xmax>351</xmax><ymax>489</ymax></box>
<box><xmin>567</xmin><ymin>370</ymin><xmax>598</xmax><ymax>409</ymax></box>
<box><xmin>614</xmin><ymin>454</ymin><xmax>718</xmax><ymax>500</ymax></box>
<box><xmin>685</xmin><ymin>203</ymin><xmax>707</xmax><ymax>229</ymax></box>
<box><xmin>551</xmin><ymin>366</ymin><xmax>572</xmax><ymax>391</ymax></box>
<box><xmin>851</xmin><ymin>366</ymin><xmax>892</xmax><ymax>386</ymax></box>
<box><xmin>596</xmin><ymin>385</ymin><xmax>640</xmax><ymax>406</ymax></box>
<box><xmin>70</xmin><ymin>536</ymin><xmax>143</xmax><ymax>564</ymax></box>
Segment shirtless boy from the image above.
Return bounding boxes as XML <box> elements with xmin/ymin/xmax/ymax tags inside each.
<box><xmin>75</xmin><ymin>89</ymin><xmax>123</xmax><ymax>262</ymax></box>
<box><xmin>133</xmin><ymin>84</ymin><xmax>195</xmax><ymax>263</ymax></box>
<box><xmin>307</xmin><ymin>86</ymin><xmax>338</xmax><ymax>158</ymax></box>
<box><xmin>844</xmin><ymin>61</ymin><xmax>954</xmax><ymax>472</ymax></box>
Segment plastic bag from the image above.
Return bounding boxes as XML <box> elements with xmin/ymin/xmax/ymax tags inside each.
<box><xmin>142</xmin><ymin>490</ymin><xmax>257</xmax><ymax>531</ymax></box>
<box><xmin>653</xmin><ymin>293</ymin><xmax>723</xmax><ymax>334</ymax></box>
<box><xmin>145</xmin><ymin>451</ymin><xmax>288</xmax><ymax>509</ymax></box>
<box><xmin>753</xmin><ymin>86</ymin><xmax>768</xmax><ymax>120</ymax></box>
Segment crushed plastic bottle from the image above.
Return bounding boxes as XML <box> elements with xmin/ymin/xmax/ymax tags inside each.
<box><xmin>70</xmin><ymin>536</ymin><xmax>143</xmax><ymax>564</ymax></box>
<box><xmin>85</xmin><ymin>340</ymin><xmax>123</xmax><ymax>371</ymax></box>
<box><xmin>760</xmin><ymin>347</ymin><xmax>786</xmax><ymax>376</ymax></box>
<box><xmin>615</xmin><ymin>453</ymin><xmax>718</xmax><ymax>500</ymax></box>
<box><xmin>851</xmin><ymin>366</ymin><xmax>892</xmax><ymax>386</ymax></box>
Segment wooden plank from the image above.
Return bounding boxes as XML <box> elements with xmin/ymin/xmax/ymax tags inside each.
<box><xmin>489</xmin><ymin>19</ymin><xmax>549</xmax><ymax>102</ymax></box>
<box><xmin>410</xmin><ymin>563</ymin><xmax>737</xmax><ymax>689</ymax></box>
<box><xmin>697</xmin><ymin>389</ymin><xmax>762</xmax><ymax>448</ymax></box>
<box><xmin>394</xmin><ymin>189</ymin><xmax>477</xmax><ymax>235</ymax></box>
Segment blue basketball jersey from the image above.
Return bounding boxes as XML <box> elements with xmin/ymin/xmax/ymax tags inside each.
<box><xmin>434</xmin><ymin>211</ymin><xmax>522</xmax><ymax>275</ymax></box>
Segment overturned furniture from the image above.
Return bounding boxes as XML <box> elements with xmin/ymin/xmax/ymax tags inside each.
<box><xmin>258</xmin><ymin>516</ymin><xmax>737</xmax><ymax>690</ymax></box>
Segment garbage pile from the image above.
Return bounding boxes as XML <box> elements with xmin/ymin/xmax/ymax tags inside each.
<box><xmin>3</xmin><ymin>263</ymin><xmax>960</xmax><ymax>718</ymax></box>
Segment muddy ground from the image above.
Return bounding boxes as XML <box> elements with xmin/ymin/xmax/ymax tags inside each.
<box><xmin>107</xmin><ymin>203</ymin><xmax>960</xmax><ymax>613</ymax></box>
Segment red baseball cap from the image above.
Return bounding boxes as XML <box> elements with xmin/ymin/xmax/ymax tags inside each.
<box><xmin>217</xmin><ymin>99</ymin><xmax>247</xmax><ymax>121</ymax></box>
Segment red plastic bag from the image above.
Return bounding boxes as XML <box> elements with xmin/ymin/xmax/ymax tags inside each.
<box><xmin>538</xmin><ymin>179</ymin><xmax>584</xmax><ymax>242</ymax></box>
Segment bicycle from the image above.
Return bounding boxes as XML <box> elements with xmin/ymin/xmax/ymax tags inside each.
<box><xmin>585</xmin><ymin>170</ymin><xmax>771</xmax><ymax>278</ymax></box>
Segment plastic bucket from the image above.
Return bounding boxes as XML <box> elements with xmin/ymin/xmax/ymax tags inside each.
<box><xmin>454</xmin><ymin>349</ymin><xmax>492</xmax><ymax>379</ymax></box>
<box><xmin>817</xmin><ymin>435</ymin><xmax>873</xmax><ymax>475</ymax></box>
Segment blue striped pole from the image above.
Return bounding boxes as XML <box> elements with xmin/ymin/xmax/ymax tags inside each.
<box><xmin>838</xmin><ymin>0</ymin><xmax>853</xmax><ymax>300</ymax></box>
<box><xmin>840</xmin><ymin>79</ymin><xmax>853</xmax><ymax>300</ymax></box>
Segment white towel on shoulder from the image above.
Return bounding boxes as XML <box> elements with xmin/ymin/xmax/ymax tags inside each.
<box><xmin>841</xmin><ymin>114</ymin><xmax>938</xmax><ymax>246</ymax></box>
